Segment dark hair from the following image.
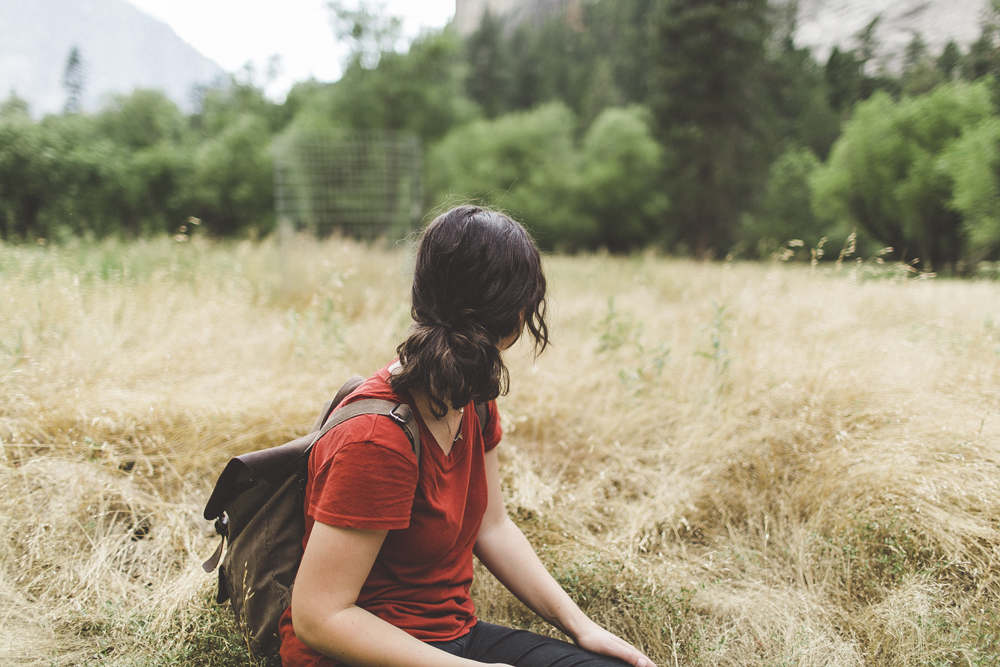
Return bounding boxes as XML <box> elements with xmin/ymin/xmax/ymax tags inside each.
<box><xmin>391</xmin><ymin>206</ymin><xmax>548</xmax><ymax>418</ymax></box>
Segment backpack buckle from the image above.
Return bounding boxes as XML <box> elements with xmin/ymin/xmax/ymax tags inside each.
<box><xmin>389</xmin><ymin>403</ymin><xmax>411</xmax><ymax>425</ymax></box>
<box><xmin>214</xmin><ymin>514</ymin><xmax>229</xmax><ymax>538</ymax></box>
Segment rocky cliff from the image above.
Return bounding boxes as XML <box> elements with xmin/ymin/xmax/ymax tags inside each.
<box><xmin>793</xmin><ymin>0</ymin><xmax>988</xmax><ymax>68</ymax></box>
<box><xmin>453</xmin><ymin>0</ymin><xmax>991</xmax><ymax>66</ymax></box>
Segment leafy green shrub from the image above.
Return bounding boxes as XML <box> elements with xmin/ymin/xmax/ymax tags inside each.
<box><xmin>577</xmin><ymin>106</ymin><xmax>667</xmax><ymax>251</ymax></box>
<box><xmin>943</xmin><ymin>117</ymin><xmax>1000</xmax><ymax>260</ymax></box>
<box><xmin>427</xmin><ymin>102</ymin><xmax>584</xmax><ymax>248</ymax></box>
<box><xmin>742</xmin><ymin>146</ymin><xmax>826</xmax><ymax>254</ymax></box>
<box><xmin>186</xmin><ymin>114</ymin><xmax>275</xmax><ymax>237</ymax></box>
<box><xmin>811</xmin><ymin>82</ymin><xmax>996</xmax><ymax>269</ymax></box>
<box><xmin>428</xmin><ymin>103</ymin><xmax>666</xmax><ymax>250</ymax></box>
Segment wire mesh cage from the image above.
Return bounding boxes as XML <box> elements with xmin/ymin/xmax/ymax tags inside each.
<box><xmin>273</xmin><ymin>129</ymin><xmax>422</xmax><ymax>240</ymax></box>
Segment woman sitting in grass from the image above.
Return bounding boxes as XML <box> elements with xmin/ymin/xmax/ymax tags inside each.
<box><xmin>279</xmin><ymin>206</ymin><xmax>655</xmax><ymax>667</ymax></box>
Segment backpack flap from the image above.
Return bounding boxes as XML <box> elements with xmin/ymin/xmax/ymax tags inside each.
<box><xmin>202</xmin><ymin>432</ymin><xmax>315</xmax><ymax>573</ymax></box>
<box><xmin>203</xmin><ymin>432</ymin><xmax>314</xmax><ymax>524</ymax></box>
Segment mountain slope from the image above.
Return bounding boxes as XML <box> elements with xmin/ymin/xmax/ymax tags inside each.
<box><xmin>793</xmin><ymin>0</ymin><xmax>988</xmax><ymax>68</ymax></box>
<box><xmin>0</xmin><ymin>0</ymin><xmax>225</xmax><ymax>116</ymax></box>
<box><xmin>454</xmin><ymin>0</ymin><xmax>990</xmax><ymax>68</ymax></box>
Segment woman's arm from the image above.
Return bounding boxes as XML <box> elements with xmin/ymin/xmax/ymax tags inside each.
<box><xmin>473</xmin><ymin>449</ymin><xmax>656</xmax><ymax>667</ymax></box>
<box><xmin>292</xmin><ymin>522</ymin><xmax>505</xmax><ymax>667</ymax></box>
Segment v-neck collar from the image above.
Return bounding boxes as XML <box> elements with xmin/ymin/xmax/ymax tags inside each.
<box><xmin>384</xmin><ymin>362</ymin><xmax>469</xmax><ymax>469</ymax></box>
<box><xmin>411</xmin><ymin>401</ymin><xmax>467</xmax><ymax>469</ymax></box>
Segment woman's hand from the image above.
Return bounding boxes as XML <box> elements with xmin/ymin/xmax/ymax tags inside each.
<box><xmin>572</xmin><ymin>620</ymin><xmax>656</xmax><ymax>667</ymax></box>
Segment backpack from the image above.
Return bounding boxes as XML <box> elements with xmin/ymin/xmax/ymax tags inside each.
<box><xmin>201</xmin><ymin>375</ymin><xmax>488</xmax><ymax>657</ymax></box>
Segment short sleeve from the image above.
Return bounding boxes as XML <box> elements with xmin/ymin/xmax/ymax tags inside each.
<box><xmin>309</xmin><ymin>439</ymin><xmax>419</xmax><ymax>530</ymax></box>
<box><xmin>481</xmin><ymin>400</ymin><xmax>502</xmax><ymax>453</ymax></box>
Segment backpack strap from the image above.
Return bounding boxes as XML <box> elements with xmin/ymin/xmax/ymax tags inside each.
<box><xmin>309</xmin><ymin>376</ymin><xmax>367</xmax><ymax>433</ymax></box>
<box><xmin>313</xmin><ymin>399</ymin><xmax>421</xmax><ymax>466</ymax></box>
<box><xmin>474</xmin><ymin>401</ymin><xmax>489</xmax><ymax>436</ymax></box>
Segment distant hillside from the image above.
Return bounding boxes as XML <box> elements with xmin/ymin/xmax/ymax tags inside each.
<box><xmin>0</xmin><ymin>0</ymin><xmax>225</xmax><ymax>116</ymax></box>
<box><xmin>793</xmin><ymin>0</ymin><xmax>989</xmax><ymax>68</ymax></box>
<box><xmin>454</xmin><ymin>0</ymin><xmax>575</xmax><ymax>35</ymax></box>
<box><xmin>454</xmin><ymin>0</ymin><xmax>990</xmax><ymax>67</ymax></box>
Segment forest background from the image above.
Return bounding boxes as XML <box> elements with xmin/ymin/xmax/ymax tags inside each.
<box><xmin>3</xmin><ymin>0</ymin><xmax>1000</xmax><ymax>270</ymax></box>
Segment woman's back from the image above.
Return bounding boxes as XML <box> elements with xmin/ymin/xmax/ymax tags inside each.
<box><xmin>279</xmin><ymin>364</ymin><xmax>503</xmax><ymax>665</ymax></box>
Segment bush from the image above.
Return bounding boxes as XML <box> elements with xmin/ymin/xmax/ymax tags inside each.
<box><xmin>811</xmin><ymin>82</ymin><xmax>996</xmax><ymax>269</ymax></box>
<box><xmin>428</xmin><ymin>103</ymin><xmax>667</xmax><ymax>251</ymax></box>
<box><xmin>943</xmin><ymin>117</ymin><xmax>1000</xmax><ymax>260</ymax></box>
<box><xmin>577</xmin><ymin>106</ymin><xmax>667</xmax><ymax>251</ymax></box>
<box><xmin>0</xmin><ymin>100</ymin><xmax>51</xmax><ymax>239</ymax></box>
<box><xmin>427</xmin><ymin>102</ymin><xmax>583</xmax><ymax>248</ymax></box>
<box><xmin>185</xmin><ymin>114</ymin><xmax>275</xmax><ymax>237</ymax></box>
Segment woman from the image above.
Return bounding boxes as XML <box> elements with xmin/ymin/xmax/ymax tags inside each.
<box><xmin>279</xmin><ymin>206</ymin><xmax>655</xmax><ymax>667</ymax></box>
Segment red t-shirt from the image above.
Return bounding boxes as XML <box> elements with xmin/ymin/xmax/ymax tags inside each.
<box><xmin>278</xmin><ymin>364</ymin><xmax>503</xmax><ymax>667</ymax></box>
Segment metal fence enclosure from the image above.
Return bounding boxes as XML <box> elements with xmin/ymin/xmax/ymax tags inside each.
<box><xmin>274</xmin><ymin>130</ymin><xmax>422</xmax><ymax>240</ymax></box>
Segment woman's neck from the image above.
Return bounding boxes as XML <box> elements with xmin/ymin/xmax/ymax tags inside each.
<box><xmin>410</xmin><ymin>389</ymin><xmax>464</xmax><ymax>456</ymax></box>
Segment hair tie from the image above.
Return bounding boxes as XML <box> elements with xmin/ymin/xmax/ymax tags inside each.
<box><xmin>434</xmin><ymin>321</ymin><xmax>453</xmax><ymax>333</ymax></box>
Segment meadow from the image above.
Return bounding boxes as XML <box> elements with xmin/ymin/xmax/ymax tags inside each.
<box><xmin>1</xmin><ymin>236</ymin><xmax>999</xmax><ymax>666</ymax></box>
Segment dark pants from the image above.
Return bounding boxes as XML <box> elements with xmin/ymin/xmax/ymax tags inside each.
<box><xmin>427</xmin><ymin>621</ymin><xmax>633</xmax><ymax>667</ymax></box>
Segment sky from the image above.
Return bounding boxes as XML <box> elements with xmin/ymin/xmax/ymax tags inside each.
<box><xmin>125</xmin><ymin>0</ymin><xmax>456</xmax><ymax>100</ymax></box>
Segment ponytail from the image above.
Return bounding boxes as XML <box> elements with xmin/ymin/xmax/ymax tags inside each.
<box><xmin>390</xmin><ymin>206</ymin><xmax>548</xmax><ymax>417</ymax></box>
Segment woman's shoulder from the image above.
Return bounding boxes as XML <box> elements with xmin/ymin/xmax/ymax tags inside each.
<box><xmin>313</xmin><ymin>364</ymin><xmax>418</xmax><ymax>467</ymax></box>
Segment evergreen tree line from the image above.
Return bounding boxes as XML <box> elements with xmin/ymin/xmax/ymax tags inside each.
<box><xmin>2</xmin><ymin>0</ymin><xmax>999</xmax><ymax>269</ymax></box>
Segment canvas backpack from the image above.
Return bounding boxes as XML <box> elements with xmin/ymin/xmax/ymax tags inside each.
<box><xmin>201</xmin><ymin>375</ymin><xmax>488</xmax><ymax>656</ymax></box>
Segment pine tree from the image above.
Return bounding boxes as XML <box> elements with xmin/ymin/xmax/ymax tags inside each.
<box><xmin>937</xmin><ymin>41</ymin><xmax>962</xmax><ymax>81</ymax></box>
<box><xmin>650</xmin><ymin>0</ymin><xmax>772</xmax><ymax>256</ymax></box>
<box><xmin>466</xmin><ymin>11</ymin><xmax>510</xmax><ymax>118</ymax></box>
<box><xmin>62</xmin><ymin>46</ymin><xmax>84</xmax><ymax>113</ymax></box>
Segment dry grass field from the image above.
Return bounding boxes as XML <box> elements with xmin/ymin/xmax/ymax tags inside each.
<box><xmin>1</xmin><ymin>236</ymin><xmax>999</xmax><ymax>666</ymax></box>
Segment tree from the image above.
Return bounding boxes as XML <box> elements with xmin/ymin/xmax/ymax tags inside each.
<box><xmin>765</xmin><ymin>40</ymin><xmax>841</xmax><ymax>160</ymax></box>
<box><xmin>327</xmin><ymin>31</ymin><xmax>472</xmax><ymax>144</ymax></box>
<box><xmin>961</xmin><ymin>1</ymin><xmax>1000</xmax><ymax>83</ymax></box>
<box><xmin>943</xmin><ymin>118</ymin><xmax>1000</xmax><ymax>260</ymax></box>
<box><xmin>97</xmin><ymin>90</ymin><xmax>185</xmax><ymax>150</ymax></box>
<box><xmin>823</xmin><ymin>17</ymin><xmax>900</xmax><ymax>113</ymax></box>
<box><xmin>743</xmin><ymin>146</ymin><xmax>825</xmax><ymax>252</ymax></box>
<box><xmin>0</xmin><ymin>102</ymin><xmax>49</xmax><ymax>238</ymax></box>
<box><xmin>855</xmin><ymin>16</ymin><xmax>881</xmax><ymax>71</ymax></box>
<box><xmin>577</xmin><ymin>106</ymin><xmax>667</xmax><ymax>250</ymax></box>
<box><xmin>812</xmin><ymin>83</ymin><xmax>995</xmax><ymax>269</ymax></box>
<box><xmin>465</xmin><ymin>11</ymin><xmax>510</xmax><ymax>118</ymax></box>
<box><xmin>902</xmin><ymin>33</ymin><xmax>945</xmax><ymax>96</ymax></box>
<box><xmin>328</xmin><ymin>0</ymin><xmax>402</xmax><ymax>70</ymax></box>
<box><xmin>195</xmin><ymin>67</ymin><xmax>288</xmax><ymax>136</ymax></box>
<box><xmin>62</xmin><ymin>46</ymin><xmax>85</xmax><ymax>114</ymax></box>
<box><xmin>824</xmin><ymin>47</ymin><xmax>865</xmax><ymax>112</ymax></box>
<box><xmin>185</xmin><ymin>114</ymin><xmax>275</xmax><ymax>236</ymax></box>
<box><xmin>650</xmin><ymin>0</ymin><xmax>773</xmax><ymax>256</ymax></box>
<box><xmin>903</xmin><ymin>32</ymin><xmax>928</xmax><ymax>72</ymax></box>
<box><xmin>937</xmin><ymin>41</ymin><xmax>962</xmax><ymax>81</ymax></box>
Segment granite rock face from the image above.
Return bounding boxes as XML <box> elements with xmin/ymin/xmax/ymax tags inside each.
<box><xmin>792</xmin><ymin>0</ymin><xmax>988</xmax><ymax>68</ymax></box>
<box><xmin>454</xmin><ymin>0</ymin><xmax>576</xmax><ymax>36</ymax></box>
<box><xmin>453</xmin><ymin>0</ymin><xmax>527</xmax><ymax>35</ymax></box>
<box><xmin>454</xmin><ymin>0</ymin><xmax>990</xmax><ymax>67</ymax></box>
